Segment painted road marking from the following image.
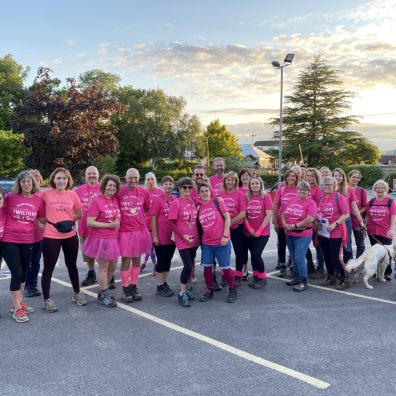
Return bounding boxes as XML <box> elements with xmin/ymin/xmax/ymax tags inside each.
<box><xmin>51</xmin><ymin>275</ymin><xmax>330</xmax><ymax>390</ymax></box>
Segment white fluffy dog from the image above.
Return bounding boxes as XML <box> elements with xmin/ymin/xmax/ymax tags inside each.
<box><xmin>345</xmin><ymin>244</ymin><xmax>395</xmax><ymax>289</ymax></box>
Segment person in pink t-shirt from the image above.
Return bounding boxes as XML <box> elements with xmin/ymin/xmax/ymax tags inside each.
<box><xmin>208</xmin><ymin>157</ymin><xmax>226</xmax><ymax>197</ymax></box>
<box><xmin>24</xmin><ymin>170</ymin><xmax>45</xmax><ymax>298</ymax></box>
<box><xmin>0</xmin><ymin>189</ymin><xmax>5</xmax><ymax>268</ymax></box>
<box><xmin>317</xmin><ymin>176</ymin><xmax>350</xmax><ymax>290</ymax></box>
<box><xmin>151</xmin><ymin>176</ymin><xmax>177</xmax><ymax>297</ymax></box>
<box><xmin>198</xmin><ymin>182</ymin><xmax>237</xmax><ymax>303</ymax></box>
<box><xmin>365</xmin><ymin>179</ymin><xmax>396</xmax><ymax>280</ymax></box>
<box><xmin>1</xmin><ymin>171</ymin><xmax>45</xmax><ymax>322</ymax></box>
<box><xmin>219</xmin><ymin>171</ymin><xmax>247</xmax><ymax>286</ymax></box>
<box><xmin>273</xmin><ymin>168</ymin><xmax>299</xmax><ymax>277</ymax></box>
<box><xmin>41</xmin><ymin>168</ymin><xmax>86</xmax><ymax>313</ymax></box>
<box><xmin>83</xmin><ymin>175</ymin><xmax>121</xmax><ymax>308</ymax></box>
<box><xmin>281</xmin><ymin>181</ymin><xmax>317</xmax><ymax>291</ymax></box>
<box><xmin>118</xmin><ymin>168</ymin><xmax>151</xmax><ymax>303</ymax></box>
<box><xmin>75</xmin><ymin>166</ymin><xmax>101</xmax><ymax>287</ymax></box>
<box><xmin>245</xmin><ymin>176</ymin><xmax>273</xmax><ymax>289</ymax></box>
<box><xmin>168</xmin><ymin>177</ymin><xmax>200</xmax><ymax>307</ymax></box>
<box><xmin>141</xmin><ymin>172</ymin><xmax>162</xmax><ymax>274</ymax></box>
<box><xmin>348</xmin><ymin>169</ymin><xmax>368</xmax><ymax>259</ymax></box>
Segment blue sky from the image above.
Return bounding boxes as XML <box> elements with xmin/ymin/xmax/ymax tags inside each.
<box><xmin>2</xmin><ymin>0</ymin><xmax>396</xmax><ymax>151</ymax></box>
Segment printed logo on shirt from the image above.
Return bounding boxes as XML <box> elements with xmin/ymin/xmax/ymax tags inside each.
<box><xmin>199</xmin><ymin>207</ymin><xmax>217</xmax><ymax>228</ymax></box>
<box><xmin>12</xmin><ymin>202</ymin><xmax>39</xmax><ymax>223</ymax></box>
<box><xmin>81</xmin><ymin>192</ymin><xmax>99</xmax><ymax>211</ymax></box>
<box><xmin>319</xmin><ymin>203</ymin><xmax>335</xmax><ymax>218</ymax></box>
<box><xmin>369</xmin><ymin>206</ymin><xmax>388</xmax><ymax>221</ymax></box>
<box><xmin>284</xmin><ymin>203</ymin><xmax>304</xmax><ymax>220</ymax></box>
<box><xmin>247</xmin><ymin>199</ymin><xmax>262</xmax><ymax>219</ymax></box>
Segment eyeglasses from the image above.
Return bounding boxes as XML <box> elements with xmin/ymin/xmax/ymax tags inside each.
<box><xmin>194</xmin><ymin>173</ymin><xmax>204</xmax><ymax>176</ymax></box>
<box><xmin>181</xmin><ymin>185</ymin><xmax>193</xmax><ymax>190</ymax></box>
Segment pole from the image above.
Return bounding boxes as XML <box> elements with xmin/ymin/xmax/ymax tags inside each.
<box><xmin>278</xmin><ymin>66</ymin><xmax>284</xmax><ymax>183</ymax></box>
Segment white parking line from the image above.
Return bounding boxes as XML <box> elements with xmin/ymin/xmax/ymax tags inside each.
<box><xmin>51</xmin><ymin>275</ymin><xmax>330</xmax><ymax>390</ymax></box>
<box><xmin>268</xmin><ymin>273</ymin><xmax>396</xmax><ymax>306</ymax></box>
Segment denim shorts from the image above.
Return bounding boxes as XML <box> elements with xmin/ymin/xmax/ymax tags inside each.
<box><xmin>200</xmin><ymin>241</ymin><xmax>231</xmax><ymax>268</ymax></box>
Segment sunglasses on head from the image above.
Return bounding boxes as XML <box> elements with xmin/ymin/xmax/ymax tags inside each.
<box><xmin>181</xmin><ymin>185</ymin><xmax>193</xmax><ymax>190</ymax></box>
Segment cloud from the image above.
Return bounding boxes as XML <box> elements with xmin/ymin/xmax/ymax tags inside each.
<box><xmin>65</xmin><ymin>39</ymin><xmax>77</xmax><ymax>46</ymax></box>
<box><xmin>52</xmin><ymin>58</ymin><xmax>64</xmax><ymax>65</ymax></box>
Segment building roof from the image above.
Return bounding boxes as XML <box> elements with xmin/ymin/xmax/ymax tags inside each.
<box><xmin>254</xmin><ymin>140</ymin><xmax>277</xmax><ymax>147</ymax></box>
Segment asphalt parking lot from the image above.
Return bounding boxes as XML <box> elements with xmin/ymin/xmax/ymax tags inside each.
<box><xmin>1</xmin><ymin>232</ymin><xmax>396</xmax><ymax>396</ymax></box>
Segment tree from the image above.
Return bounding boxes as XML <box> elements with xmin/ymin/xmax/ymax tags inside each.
<box><xmin>78</xmin><ymin>69</ymin><xmax>121</xmax><ymax>93</ymax></box>
<box><xmin>203</xmin><ymin>119</ymin><xmax>242</xmax><ymax>170</ymax></box>
<box><xmin>0</xmin><ymin>54</ymin><xmax>29</xmax><ymax>129</ymax></box>
<box><xmin>270</xmin><ymin>55</ymin><xmax>380</xmax><ymax>168</ymax></box>
<box><xmin>11</xmin><ymin>67</ymin><xmax>125</xmax><ymax>177</ymax></box>
<box><xmin>114</xmin><ymin>87</ymin><xmax>203</xmax><ymax>172</ymax></box>
<box><xmin>0</xmin><ymin>130</ymin><xmax>26</xmax><ymax>176</ymax></box>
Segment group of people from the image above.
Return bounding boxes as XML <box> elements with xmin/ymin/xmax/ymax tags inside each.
<box><xmin>0</xmin><ymin>158</ymin><xmax>395</xmax><ymax>323</ymax></box>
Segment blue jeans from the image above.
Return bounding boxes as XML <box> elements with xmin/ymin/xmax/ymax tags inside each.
<box><xmin>343</xmin><ymin>217</ymin><xmax>353</xmax><ymax>262</ymax></box>
<box><xmin>315</xmin><ymin>244</ymin><xmax>325</xmax><ymax>269</ymax></box>
<box><xmin>286</xmin><ymin>235</ymin><xmax>312</xmax><ymax>280</ymax></box>
<box><xmin>25</xmin><ymin>240</ymin><xmax>43</xmax><ymax>290</ymax></box>
<box><xmin>201</xmin><ymin>241</ymin><xmax>231</xmax><ymax>269</ymax></box>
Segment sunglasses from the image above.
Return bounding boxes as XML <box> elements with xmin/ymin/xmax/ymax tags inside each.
<box><xmin>194</xmin><ymin>173</ymin><xmax>204</xmax><ymax>176</ymax></box>
<box><xmin>181</xmin><ymin>185</ymin><xmax>193</xmax><ymax>190</ymax></box>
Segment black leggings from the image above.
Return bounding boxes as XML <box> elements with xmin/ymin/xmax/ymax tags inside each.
<box><xmin>154</xmin><ymin>244</ymin><xmax>176</xmax><ymax>273</ymax></box>
<box><xmin>369</xmin><ymin>234</ymin><xmax>393</xmax><ymax>275</ymax></box>
<box><xmin>318</xmin><ymin>236</ymin><xmax>346</xmax><ymax>279</ymax></box>
<box><xmin>41</xmin><ymin>235</ymin><xmax>80</xmax><ymax>299</ymax></box>
<box><xmin>247</xmin><ymin>235</ymin><xmax>269</xmax><ymax>273</ymax></box>
<box><xmin>230</xmin><ymin>224</ymin><xmax>248</xmax><ymax>272</ymax></box>
<box><xmin>179</xmin><ymin>246</ymin><xmax>198</xmax><ymax>284</ymax></box>
<box><xmin>1</xmin><ymin>242</ymin><xmax>33</xmax><ymax>291</ymax></box>
<box><xmin>277</xmin><ymin>227</ymin><xmax>287</xmax><ymax>264</ymax></box>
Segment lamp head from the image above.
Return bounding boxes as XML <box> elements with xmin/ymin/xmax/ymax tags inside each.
<box><xmin>284</xmin><ymin>53</ymin><xmax>295</xmax><ymax>63</ymax></box>
<box><xmin>271</xmin><ymin>60</ymin><xmax>281</xmax><ymax>68</ymax></box>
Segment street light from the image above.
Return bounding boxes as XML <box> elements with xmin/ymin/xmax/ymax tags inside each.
<box><xmin>271</xmin><ymin>53</ymin><xmax>294</xmax><ymax>183</ymax></box>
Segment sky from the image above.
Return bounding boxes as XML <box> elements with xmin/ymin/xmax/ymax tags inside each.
<box><xmin>2</xmin><ymin>0</ymin><xmax>396</xmax><ymax>152</ymax></box>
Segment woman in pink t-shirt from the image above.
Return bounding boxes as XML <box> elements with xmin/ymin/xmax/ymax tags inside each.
<box><xmin>41</xmin><ymin>168</ymin><xmax>86</xmax><ymax>312</ymax></box>
<box><xmin>151</xmin><ymin>176</ymin><xmax>176</xmax><ymax>298</ymax></box>
<box><xmin>273</xmin><ymin>168</ymin><xmax>299</xmax><ymax>277</ymax></box>
<box><xmin>141</xmin><ymin>172</ymin><xmax>162</xmax><ymax>273</ymax></box>
<box><xmin>219</xmin><ymin>171</ymin><xmax>247</xmax><ymax>286</ymax></box>
<box><xmin>83</xmin><ymin>175</ymin><xmax>121</xmax><ymax>307</ymax></box>
<box><xmin>0</xmin><ymin>188</ymin><xmax>5</xmax><ymax>267</ymax></box>
<box><xmin>245</xmin><ymin>176</ymin><xmax>273</xmax><ymax>289</ymax></box>
<box><xmin>365</xmin><ymin>179</ymin><xmax>396</xmax><ymax>280</ymax></box>
<box><xmin>317</xmin><ymin>176</ymin><xmax>350</xmax><ymax>290</ymax></box>
<box><xmin>281</xmin><ymin>181</ymin><xmax>317</xmax><ymax>291</ymax></box>
<box><xmin>168</xmin><ymin>177</ymin><xmax>199</xmax><ymax>307</ymax></box>
<box><xmin>1</xmin><ymin>171</ymin><xmax>45</xmax><ymax>323</ymax></box>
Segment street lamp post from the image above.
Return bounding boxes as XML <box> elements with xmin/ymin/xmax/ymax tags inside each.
<box><xmin>271</xmin><ymin>53</ymin><xmax>294</xmax><ymax>183</ymax></box>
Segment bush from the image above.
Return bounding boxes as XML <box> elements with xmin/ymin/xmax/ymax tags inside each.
<box><xmin>384</xmin><ymin>173</ymin><xmax>396</xmax><ymax>191</ymax></box>
<box><xmin>260</xmin><ymin>174</ymin><xmax>278</xmax><ymax>189</ymax></box>
<box><xmin>343</xmin><ymin>165</ymin><xmax>382</xmax><ymax>188</ymax></box>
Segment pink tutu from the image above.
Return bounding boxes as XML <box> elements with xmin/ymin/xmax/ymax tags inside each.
<box><xmin>118</xmin><ymin>229</ymin><xmax>152</xmax><ymax>258</ymax></box>
<box><xmin>82</xmin><ymin>237</ymin><xmax>120</xmax><ymax>261</ymax></box>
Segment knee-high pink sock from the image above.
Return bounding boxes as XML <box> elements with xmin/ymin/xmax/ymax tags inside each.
<box><xmin>120</xmin><ymin>269</ymin><xmax>130</xmax><ymax>287</ymax></box>
<box><xmin>222</xmin><ymin>268</ymin><xmax>235</xmax><ymax>289</ymax></box>
<box><xmin>130</xmin><ymin>266</ymin><xmax>141</xmax><ymax>285</ymax></box>
<box><xmin>203</xmin><ymin>266</ymin><xmax>213</xmax><ymax>290</ymax></box>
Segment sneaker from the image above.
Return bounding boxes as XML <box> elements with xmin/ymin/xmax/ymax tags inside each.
<box><xmin>227</xmin><ymin>287</ymin><xmax>238</xmax><ymax>303</ymax></box>
<box><xmin>185</xmin><ymin>289</ymin><xmax>195</xmax><ymax>301</ymax></box>
<box><xmin>249</xmin><ymin>277</ymin><xmax>267</xmax><ymax>289</ymax></box>
<box><xmin>108</xmin><ymin>276</ymin><xmax>116</xmax><ymax>290</ymax></box>
<box><xmin>97</xmin><ymin>292</ymin><xmax>117</xmax><ymax>307</ymax></box>
<box><xmin>42</xmin><ymin>298</ymin><xmax>57</xmax><ymax>313</ymax></box>
<box><xmin>20</xmin><ymin>302</ymin><xmax>35</xmax><ymax>313</ymax></box>
<box><xmin>212</xmin><ymin>276</ymin><xmax>222</xmax><ymax>291</ymax></box>
<box><xmin>321</xmin><ymin>276</ymin><xmax>337</xmax><ymax>286</ymax></box>
<box><xmin>220</xmin><ymin>276</ymin><xmax>228</xmax><ymax>288</ymax></box>
<box><xmin>286</xmin><ymin>277</ymin><xmax>300</xmax><ymax>286</ymax></box>
<box><xmin>81</xmin><ymin>271</ymin><xmax>96</xmax><ymax>286</ymax></box>
<box><xmin>234</xmin><ymin>276</ymin><xmax>241</xmax><ymax>287</ymax></box>
<box><xmin>12</xmin><ymin>308</ymin><xmax>29</xmax><ymax>323</ymax></box>
<box><xmin>72</xmin><ymin>292</ymin><xmax>87</xmax><ymax>306</ymax></box>
<box><xmin>309</xmin><ymin>268</ymin><xmax>326</xmax><ymax>279</ymax></box>
<box><xmin>336</xmin><ymin>279</ymin><xmax>350</xmax><ymax>290</ymax></box>
<box><xmin>178</xmin><ymin>292</ymin><xmax>191</xmax><ymax>307</ymax></box>
<box><xmin>128</xmin><ymin>284</ymin><xmax>142</xmax><ymax>301</ymax></box>
<box><xmin>293</xmin><ymin>280</ymin><xmax>308</xmax><ymax>292</ymax></box>
<box><xmin>241</xmin><ymin>272</ymin><xmax>249</xmax><ymax>281</ymax></box>
<box><xmin>156</xmin><ymin>283</ymin><xmax>174</xmax><ymax>297</ymax></box>
<box><xmin>24</xmin><ymin>289</ymin><xmax>36</xmax><ymax>298</ymax></box>
<box><xmin>122</xmin><ymin>286</ymin><xmax>133</xmax><ymax>303</ymax></box>
<box><xmin>278</xmin><ymin>265</ymin><xmax>287</xmax><ymax>278</ymax></box>
<box><xmin>199</xmin><ymin>289</ymin><xmax>214</xmax><ymax>302</ymax></box>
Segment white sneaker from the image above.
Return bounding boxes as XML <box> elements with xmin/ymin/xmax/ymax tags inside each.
<box><xmin>13</xmin><ymin>308</ymin><xmax>29</xmax><ymax>323</ymax></box>
<box><xmin>72</xmin><ymin>292</ymin><xmax>87</xmax><ymax>306</ymax></box>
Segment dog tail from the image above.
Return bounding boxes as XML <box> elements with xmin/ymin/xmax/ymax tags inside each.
<box><xmin>346</xmin><ymin>257</ymin><xmax>365</xmax><ymax>272</ymax></box>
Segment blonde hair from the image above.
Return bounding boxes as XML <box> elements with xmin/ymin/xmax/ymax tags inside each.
<box><xmin>372</xmin><ymin>179</ymin><xmax>389</xmax><ymax>193</ymax></box>
<box><xmin>247</xmin><ymin>176</ymin><xmax>265</xmax><ymax>200</ymax></box>
<box><xmin>306</xmin><ymin>168</ymin><xmax>320</xmax><ymax>186</ymax></box>
<box><xmin>332</xmin><ymin>168</ymin><xmax>348</xmax><ymax>196</ymax></box>
<box><xmin>12</xmin><ymin>171</ymin><xmax>40</xmax><ymax>194</ymax></box>
<box><xmin>283</xmin><ymin>169</ymin><xmax>298</xmax><ymax>187</ymax></box>
<box><xmin>222</xmin><ymin>171</ymin><xmax>238</xmax><ymax>191</ymax></box>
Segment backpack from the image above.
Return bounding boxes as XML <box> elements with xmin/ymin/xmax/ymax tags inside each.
<box><xmin>368</xmin><ymin>197</ymin><xmax>393</xmax><ymax>209</ymax></box>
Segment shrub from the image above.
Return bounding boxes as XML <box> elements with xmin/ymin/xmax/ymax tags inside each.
<box><xmin>343</xmin><ymin>165</ymin><xmax>382</xmax><ymax>188</ymax></box>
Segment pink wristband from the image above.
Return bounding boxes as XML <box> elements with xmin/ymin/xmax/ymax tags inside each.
<box><xmin>256</xmin><ymin>225</ymin><xmax>265</xmax><ymax>236</ymax></box>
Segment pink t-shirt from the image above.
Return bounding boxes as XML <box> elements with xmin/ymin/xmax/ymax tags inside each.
<box><xmin>86</xmin><ymin>195</ymin><xmax>120</xmax><ymax>239</ymax></box>
<box><xmin>151</xmin><ymin>193</ymin><xmax>176</xmax><ymax>245</ymax></box>
<box><xmin>42</xmin><ymin>189</ymin><xmax>82</xmax><ymax>239</ymax></box>
<box><xmin>2</xmin><ymin>193</ymin><xmax>45</xmax><ymax>244</ymax></box>
<box><xmin>118</xmin><ymin>186</ymin><xmax>150</xmax><ymax>232</ymax></box>
<box><xmin>0</xmin><ymin>207</ymin><xmax>5</xmax><ymax>239</ymax></box>
<box><xmin>275</xmin><ymin>186</ymin><xmax>298</xmax><ymax>224</ymax></box>
<box><xmin>308</xmin><ymin>185</ymin><xmax>321</xmax><ymax>204</ymax></box>
<box><xmin>238</xmin><ymin>186</ymin><xmax>248</xmax><ymax>195</ymax></box>
<box><xmin>366</xmin><ymin>197</ymin><xmax>396</xmax><ymax>238</ymax></box>
<box><xmin>145</xmin><ymin>187</ymin><xmax>162</xmax><ymax>230</ymax></box>
<box><xmin>282</xmin><ymin>197</ymin><xmax>318</xmax><ymax>237</ymax></box>
<box><xmin>245</xmin><ymin>193</ymin><xmax>273</xmax><ymax>236</ymax></box>
<box><xmin>350</xmin><ymin>186</ymin><xmax>367</xmax><ymax>229</ymax></box>
<box><xmin>218</xmin><ymin>190</ymin><xmax>247</xmax><ymax>230</ymax></box>
<box><xmin>209</xmin><ymin>175</ymin><xmax>224</xmax><ymax>197</ymax></box>
<box><xmin>74</xmin><ymin>183</ymin><xmax>101</xmax><ymax>237</ymax></box>
<box><xmin>317</xmin><ymin>192</ymin><xmax>349</xmax><ymax>238</ymax></box>
<box><xmin>168</xmin><ymin>197</ymin><xmax>200</xmax><ymax>250</ymax></box>
<box><xmin>199</xmin><ymin>199</ymin><xmax>229</xmax><ymax>245</ymax></box>
<box><xmin>33</xmin><ymin>191</ymin><xmax>44</xmax><ymax>243</ymax></box>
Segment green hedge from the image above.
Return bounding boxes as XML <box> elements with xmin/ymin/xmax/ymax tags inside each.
<box><xmin>342</xmin><ymin>165</ymin><xmax>382</xmax><ymax>188</ymax></box>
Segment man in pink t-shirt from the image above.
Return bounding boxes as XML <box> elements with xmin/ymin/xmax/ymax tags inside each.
<box><xmin>209</xmin><ymin>157</ymin><xmax>226</xmax><ymax>197</ymax></box>
<box><xmin>75</xmin><ymin>166</ymin><xmax>101</xmax><ymax>286</ymax></box>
